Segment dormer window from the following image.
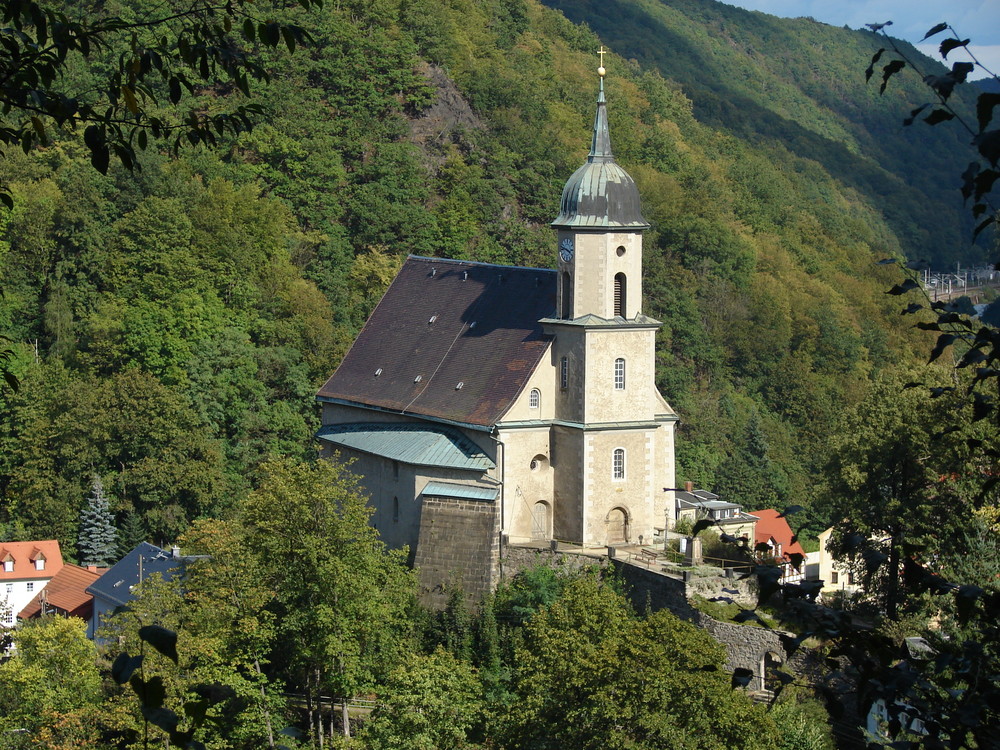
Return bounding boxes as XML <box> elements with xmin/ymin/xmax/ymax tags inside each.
<box><xmin>35</xmin><ymin>558</ymin><xmax>45</xmax><ymax>571</ymax></box>
<box><xmin>2</xmin><ymin>556</ymin><xmax>12</xmax><ymax>573</ymax></box>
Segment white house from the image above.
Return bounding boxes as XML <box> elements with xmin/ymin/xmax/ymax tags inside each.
<box><xmin>0</xmin><ymin>540</ymin><xmax>63</xmax><ymax>628</ymax></box>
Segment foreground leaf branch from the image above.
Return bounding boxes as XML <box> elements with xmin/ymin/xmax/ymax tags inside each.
<box><xmin>0</xmin><ymin>0</ymin><xmax>319</xmax><ymax>207</ymax></box>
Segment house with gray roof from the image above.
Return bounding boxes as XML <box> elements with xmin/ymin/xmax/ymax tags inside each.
<box><xmin>85</xmin><ymin>542</ymin><xmax>184</xmax><ymax>639</ymax></box>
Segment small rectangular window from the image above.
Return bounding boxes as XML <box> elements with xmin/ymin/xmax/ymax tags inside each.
<box><xmin>26</xmin><ymin>582</ymin><xmax>34</xmax><ymax>592</ymax></box>
<box><xmin>614</xmin><ymin>358</ymin><xmax>625</xmax><ymax>390</ymax></box>
<box><xmin>560</xmin><ymin>357</ymin><xmax>568</xmax><ymax>390</ymax></box>
<box><xmin>831</xmin><ymin>571</ymin><xmax>839</xmax><ymax>585</ymax></box>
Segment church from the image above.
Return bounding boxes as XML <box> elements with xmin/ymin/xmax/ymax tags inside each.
<box><xmin>316</xmin><ymin>62</ymin><xmax>679</xmax><ymax>602</ymax></box>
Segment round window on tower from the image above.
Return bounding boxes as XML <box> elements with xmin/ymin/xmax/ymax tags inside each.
<box><xmin>616</xmin><ymin>245</ymin><xmax>626</xmax><ymax>257</ymax></box>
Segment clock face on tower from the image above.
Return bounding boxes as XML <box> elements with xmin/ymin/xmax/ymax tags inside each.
<box><xmin>559</xmin><ymin>237</ymin><xmax>574</xmax><ymax>262</ymax></box>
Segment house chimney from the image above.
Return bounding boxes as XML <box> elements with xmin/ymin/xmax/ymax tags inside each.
<box><xmin>171</xmin><ymin>545</ymin><xmax>181</xmax><ymax>559</ymax></box>
<box><xmin>684</xmin><ymin>481</ymin><xmax>694</xmax><ymax>492</ymax></box>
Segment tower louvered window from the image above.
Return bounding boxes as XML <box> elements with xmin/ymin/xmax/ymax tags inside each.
<box><xmin>614</xmin><ymin>273</ymin><xmax>626</xmax><ymax>317</ymax></box>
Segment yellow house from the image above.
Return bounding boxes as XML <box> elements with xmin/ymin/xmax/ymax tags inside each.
<box><xmin>316</xmin><ymin>64</ymin><xmax>678</xmax><ymax>603</ymax></box>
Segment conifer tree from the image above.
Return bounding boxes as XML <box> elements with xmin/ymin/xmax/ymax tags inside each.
<box><xmin>77</xmin><ymin>476</ymin><xmax>117</xmax><ymax>567</ymax></box>
<box><xmin>117</xmin><ymin>510</ymin><xmax>148</xmax><ymax>557</ymax></box>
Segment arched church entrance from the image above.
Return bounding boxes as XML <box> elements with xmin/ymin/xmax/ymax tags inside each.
<box><xmin>606</xmin><ymin>507</ymin><xmax>629</xmax><ymax>545</ymax></box>
<box><xmin>531</xmin><ymin>501</ymin><xmax>550</xmax><ymax>540</ymax></box>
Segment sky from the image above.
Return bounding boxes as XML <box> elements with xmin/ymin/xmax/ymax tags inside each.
<box><xmin>720</xmin><ymin>0</ymin><xmax>1000</xmax><ymax>80</ymax></box>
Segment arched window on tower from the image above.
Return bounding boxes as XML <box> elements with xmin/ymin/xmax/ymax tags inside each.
<box><xmin>614</xmin><ymin>358</ymin><xmax>625</xmax><ymax>390</ymax></box>
<box><xmin>614</xmin><ymin>273</ymin><xmax>627</xmax><ymax>318</ymax></box>
<box><xmin>562</xmin><ymin>271</ymin><xmax>572</xmax><ymax>319</ymax></box>
<box><xmin>612</xmin><ymin>448</ymin><xmax>626</xmax><ymax>480</ymax></box>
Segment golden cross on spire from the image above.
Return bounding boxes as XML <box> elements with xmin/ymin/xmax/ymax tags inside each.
<box><xmin>597</xmin><ymin>45</ymin><xmax>607</xmax><ymax>77</ymax></box>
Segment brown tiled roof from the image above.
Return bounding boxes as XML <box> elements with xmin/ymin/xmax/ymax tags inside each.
<box><xmin>317</xmin><ymin>256</ymin><xmax>557</xmax><ymax>428</ymax></box>
<box><xmin>0</xmin><ymin>540</ymin><xmax>64</xmax><ymax>581</ymax></box>
<box><xmin>19</xmin><ymin>563</ymin><xmax>101</xmax><ymax>619</ymax></box>
<box><xmin>750</xmin><ymin>509</ymin><xmax>806</xmax><ymax>560</ymax></box>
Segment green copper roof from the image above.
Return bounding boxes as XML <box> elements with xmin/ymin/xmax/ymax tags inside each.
<box><xmin>316</xmin><ymin>422</ymin><xmax>495</xmax><ymax>471</ymax></box>
<box><xmin>422</xmin><ymin>481</ymin><xmax>499</xmax><ymax>501</ymax></box>
<box><xmin>552</xmin><ymin>76</ymin><xmax>649</xmax><ymax>230</ymax></box>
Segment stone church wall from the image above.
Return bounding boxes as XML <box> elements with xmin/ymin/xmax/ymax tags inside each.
<box><xmin>413</xmin><ymin>497</ymin><xmax>500</xmax><ymax>609</ymax></box>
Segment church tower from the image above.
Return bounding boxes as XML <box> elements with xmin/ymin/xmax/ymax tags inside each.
<box><xmin>540</xmin><ymin>54</ymin><xmax>677</xmax><ymax>547</ymax></box>
<box><xmin>552</xmin><ymin>52</ymin><xmax>649</xmax><ymax>321</ymax></box>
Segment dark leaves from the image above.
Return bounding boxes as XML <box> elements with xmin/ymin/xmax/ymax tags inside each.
<box><xmin>922</xmin><ymin>23</ymin><xmax>948</xmax><ymax>40</ymax></box>
<box><xmin>861</xmin><ymin>547</ymin><xmax>888</xmax><ymax>570</ymax></box>
<box><xmin>928</xmin><ymin>333</ymin><xmax>957</xmax><ymax>363</ymax></box>
<box><xmin>974</xmin><ymin>129</ymin><xmax>1000</xmax><ymax>166</ymax></box>
<box><xmin>865</xmin><ymin>48</ymin><xmax>884</xmax><ymax>82</ymax></box>
<box><xmin>923</xmin><ymin>108</ymin><xmax>955</xmax><ymax>126</ymax></box>
<box><xmin>733</xmin><ymin>609</ymin><xmax>767</xmax><ymax>625</ymax></box>
<box><xmin>977</xmin><ymin>93</ymin><xmax>1000</xmax><ymax>133</ymax></box>
<box><xmin>139</xmin><ymin>625</ymin><xmax>178</xmax><ymax>663</ymax></box>
<box><xmin>971</xmin><ymin>392</ymin><xmax>994</xmax><ymax>421</ymax></box>
<box><xmin>111</xmin><ymin>652</ymin><xmax>143</xmax><ymax>684</ymax></box>
<box><xmin>691</xmin><ymin>518</ymin><xmax>714</xmax><ymax>537</ymax></box>
<box><xmin>787</xmin><ymin>552</ymin><xmax>805</xmax><ymax>571</ymax></box>
<box><xmin>886</xmin><ymin>278</ymin><xmax>920</xmax><ymax>295</ymax></box>
<box><xmin>731</xmin><ymin>667</ymin><xmax>754</xmax><ymax>689</ymax></box>
<box><xmin>980</xmin><ymin>300</ymin><xmax>1000</xmax><ymax>326</ymax></box>
<box><xmin>880</xmin><ymin>60</ymin><xmax>905</xmax><ymax>94</ymax></box>
<box><xmin>131</xmin><ymin>674</ymin><xmax>166</xmax><ymax>710</ymax></box>
<box><xmin>955</xmin><ymin>585</ymin><xmax>984</xmax><ymax>623</ymax></box>
<box><xmin>756</xmin><ymin>565</ymin><xmax>783</xmax><ymax>607</ymax></box>
<box><xmin>777</xmin><ymin>505</ymin><xmax>803</xmax><ymax>518</ymax></box>
<box><xmin>939</xmin><ymin>38</ymin><xmax>969</xmax><ymax>59</ymax></box>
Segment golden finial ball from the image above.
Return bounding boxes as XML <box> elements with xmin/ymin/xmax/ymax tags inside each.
<box><xmin>598</xmin><ymin>65</ymin><xmax>606</xmax><ymax>77</ymax></box>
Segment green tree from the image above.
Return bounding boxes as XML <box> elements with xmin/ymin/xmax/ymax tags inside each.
<box><xmin>495</xmin><ymin>575</ymin><xmax>780</xmax><ymax>750</ymax></box>
<box><xmin>0</xmin><ymin>617</ymin><xmax>102</xmax><ymax>748</ymax></box>
<box><xmin>359</xmin><ymin>648</ymin><xmax>483</xmax><ymax>750</ymax></box>
<box><xmin>240</xmin><ymin>456</ymin><xmax>417</xmax><ymax>741</ymax></box>
<box><xmin>77</xmin><ymin>474</ymin><xmax>117</xmax><ymax>566</ymax></box>
<box><xmin>824</xmin><ymin>366</ymin><xmax>996</xmax><ymax>619</ymax></box>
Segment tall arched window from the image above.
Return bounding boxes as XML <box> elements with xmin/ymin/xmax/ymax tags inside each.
<box><xmin>560</xmin><ymin>357</ymin><xmax>569</xmax><ymax>389</ymax></box>
<box><xmin>612</xmin><ymin>448</ymin><xmax>626</xmax><ymax>480</ymax></box>
<box><xmin>529</xmin><ymin>388</ymin><xmax>540</xmax><ymax>409</ymax></box>
<box><xmin>561</xmin><ymin>271</ymin><xmax>572</xmax><ymax>319</ymax></box>
<box><xmin>614</xmin><ymin>273</ymin><xmax>627</xmax><ymax>318</ymax></box>
<box><xmin>392</xmin><ymin>496</ymin><xmax>399</xmax><ymax>522</ymax></box>
<box><xmin>614</xmin><ymin>358</ymin><xmax>625</xmax><ymax>390</ymax></box>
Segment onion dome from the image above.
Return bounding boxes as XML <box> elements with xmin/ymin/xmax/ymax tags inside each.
<box><xmin>552</xmin><ymin>72</ymin><xmax>649</xmax><ymax>230</ymax></box>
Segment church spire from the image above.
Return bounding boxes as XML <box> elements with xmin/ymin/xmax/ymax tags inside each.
<box><xmin>551</xmin><ymin>49</ymin><xmax>648</xmax><ymax>230</ymax></box>
<box><xmin>589</xmin><ymin>49</ymin><xmax>614</xmax><ymax>163</ymax></box>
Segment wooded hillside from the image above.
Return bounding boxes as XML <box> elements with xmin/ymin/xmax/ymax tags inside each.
<box><xmin>0</xmin><ymin>0</ymin><xmax>977</xmax><ymax>548</ymax></box>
